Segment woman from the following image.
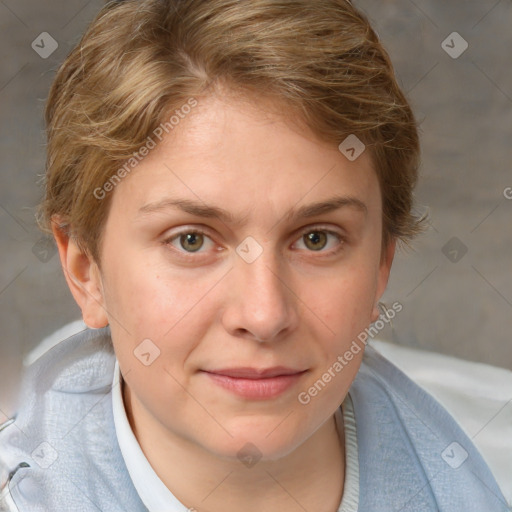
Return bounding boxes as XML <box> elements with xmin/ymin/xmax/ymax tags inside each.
<box><xmin>0</xmin><ymin>0</ymin><xmax>508</xmax><ymax>510</ymax></box>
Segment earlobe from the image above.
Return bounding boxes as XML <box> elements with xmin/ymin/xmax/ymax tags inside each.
<box><xmin>51</xmin><ymin>218</ymin><xmax>109</xmax><ymax>329</ymax></box>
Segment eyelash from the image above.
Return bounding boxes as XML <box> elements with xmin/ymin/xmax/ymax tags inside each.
<box><xmin>162</xmin><ymin>226</ymin><xmax>346</xmax><ymax>261</ymax></box>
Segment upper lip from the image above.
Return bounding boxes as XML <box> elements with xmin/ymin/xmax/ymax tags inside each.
<box><xmin>203</xmin><ymin>367</ymin><xmax>307</xmax><ymax>379</ymax></box>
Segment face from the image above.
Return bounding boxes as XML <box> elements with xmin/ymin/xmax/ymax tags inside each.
<box><xmin>74</xmin><ymin>92</ymin><xmax>393</xmax><ymax>461</ymax></box>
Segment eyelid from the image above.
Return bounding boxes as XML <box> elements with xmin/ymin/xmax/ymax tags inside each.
<box><xmin>162</xmin><ymin>224</ymin><xmax>346</xmax><ymax>258</ymax></box>
<box><xmin>162</xmin><ymin>227</ymin><xmax>216</xmax><ymax>257</ymax></box>
<box><xmin>295</xmin><ymin>224</ymin><xmax>345</xmax><ymax>239</ymax></box>
<box><xmin>292</xmin><ymin>225</ymin><xmax>346</xmax><ymax>254</ymax></box>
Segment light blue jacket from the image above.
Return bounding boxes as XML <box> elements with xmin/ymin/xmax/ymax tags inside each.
<box><xmin>0</xmin><ymin>327</ymin><xmax>508</xmax><ymax>511</ymax></box>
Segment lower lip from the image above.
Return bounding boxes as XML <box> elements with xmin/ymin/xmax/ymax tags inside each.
<box><xmin>203</xmin><ymin>372</ymin><xmax>306</xmax><ymax>400</ymax></box>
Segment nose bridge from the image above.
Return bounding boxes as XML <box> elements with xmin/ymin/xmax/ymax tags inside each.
<box><xmin>240</xmin><ymin>244</ymin><xmax>289</xmax><ymax>310</ymax></box>
<box><xmin>225</xmin><ymin>238</ymin><xmax>297</xmax><ymax>341</ymax></box>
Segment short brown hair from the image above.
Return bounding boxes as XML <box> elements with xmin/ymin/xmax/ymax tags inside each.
<box><xmin>39</xmin><ymin>0</ymin><xmax>424</xmax><ymax>263</ymax></box>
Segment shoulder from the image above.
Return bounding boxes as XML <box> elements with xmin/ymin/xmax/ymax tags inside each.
<box><xmin>370</xmin><ymin>339</ymin><xmax>512</xmax><ymax>509</ymax></box>
<box><xmin>0</xmin><ymin>324</ymin><xmax>115</xmax><ymax>442</ymax></box>
<box><xmin>21</xmin><ymin>324</ymin><xmax>114</xmax><ymax>393</ymax></box>
<box><xmin>0</xmin><ymin>326</ymin><xmax>119</xmax><ymax>510</ymax></box>
<box><xmin>1</xmin><ymin>324</ymin><xmax>115</xmax><ymax>436</ymax></box>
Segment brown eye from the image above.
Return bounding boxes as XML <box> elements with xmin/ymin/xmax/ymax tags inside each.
<box><xmin>303</xmin><ymin>231</ymin><xmax>328</xmax><ymax>251</ymax></box>
<box><xmin>294</xmin><ymin>228</ymin><xmax>344</xmax><ymax>255</ymax></box>
<box><xmin>179</xmin><ymin>232</ymin><xmax>205</xmax><ymax>252</ymax></box>
<box><xmin>164</xmin><ymin>228</ymin><xmax>217</xmax><ymax>259</ymax></box>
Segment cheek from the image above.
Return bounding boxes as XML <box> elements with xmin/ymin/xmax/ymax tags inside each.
<box><xmin>299</xmin><ymin>267</ymin><xmax>376</xmax><ymax>407</ymax></box>
<box><xmin>315</xmin><ymin>263</ymin><xmax>379</xmax><ymax>343</ymax></box>
<box><xmin>101</xmin><ymin>246</ymin><xmax>203</xmax><ymax>337</ymax></box>
<box><xmin>102</xmin><ymin>253</ymin><xmax>225</xmax><ymax>391</ymax></box>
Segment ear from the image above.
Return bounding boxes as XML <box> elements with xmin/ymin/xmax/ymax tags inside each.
<box><xmin>371</xmin><ymin>238</ymin><xmax>396</xmax><ymax>323</ymax></box>
<box><xmin>51</xmin><ymin>218</ymin><xmax>109</xmax><ymax>329</ymax></box>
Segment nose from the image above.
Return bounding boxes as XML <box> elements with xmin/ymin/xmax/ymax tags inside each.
<box><xmin>221</xmin><ymin>248</ymin><xmax>299</xmax><ymax>343</ymax></box>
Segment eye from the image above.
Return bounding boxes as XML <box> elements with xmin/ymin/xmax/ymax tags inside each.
<box><xmin>294</xmin><ymin>228</ymin><xmax>344</xmax><ymax>254</ymax></box>
<box><xmin>163</xmin><ymin>226</ymin><xmax>345</xmax><ymax>260</ymax></box>
<box><xmin>164</xmin><ymin>229</ymin><xmax>216</xmax><ymax>254</ymax></box>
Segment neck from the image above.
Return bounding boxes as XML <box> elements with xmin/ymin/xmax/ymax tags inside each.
<box><xmin>123</xmin><ymin>382</ymin><xmax>345</xmax><ymax>512</ymax></box>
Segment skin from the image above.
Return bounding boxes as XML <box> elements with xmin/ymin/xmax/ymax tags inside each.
<box><xmin>53</xmin><ymin>90</ymin><xmax>395</xmax><ymax>512</ymax></box>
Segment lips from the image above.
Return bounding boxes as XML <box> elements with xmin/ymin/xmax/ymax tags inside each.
<box><xmin>201</xmin><ymin>366</ymin><xmax>308</xmax><ymax>400</ymax></box>
<box><xmin>206</xmin><ymin>366</ymin><xmax>304</xmax><ymax>379</ymax></box>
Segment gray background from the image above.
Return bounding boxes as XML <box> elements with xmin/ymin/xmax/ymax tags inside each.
<box><xmin>1</xmin><ymin>0</ymin><xmax>511</xmax><ymax>419</ymax></box>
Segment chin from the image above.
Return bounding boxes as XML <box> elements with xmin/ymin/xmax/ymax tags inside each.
<box><xmin>203</xmin><ymin>420</ymin><xmax>306</xmax><ymax>463</ymax></box>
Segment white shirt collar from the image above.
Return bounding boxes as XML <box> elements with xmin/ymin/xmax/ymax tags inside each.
<box><xmin>112</xmin><ymin>360</ymin><xmax>359</xmax><ymax>512</ymax></box>
<box><xmin>112</xmin><ymin>360</ymin><xmax>190</xmax><ymax>512</ymax></box>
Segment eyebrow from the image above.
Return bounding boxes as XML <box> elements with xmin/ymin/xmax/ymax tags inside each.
<box><xmin>137</xmin><ymin>195</ymin><xmax>367</xmax><ymax>226</ymax></box>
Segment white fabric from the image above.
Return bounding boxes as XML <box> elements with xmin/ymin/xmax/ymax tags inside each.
<box><xmin>0</xmin><ymin>485</ymin><xmax>19</xmax><ymax>512</ymax></box>
<box><xmin>371</xmin><ymin>339</ymin><xmax>512</xmax><ymax>508</ymax></box>
<box><xmin>338</xmin><ymin>395</ymin><xmax>359</xmax><ymax>512</ymax></box>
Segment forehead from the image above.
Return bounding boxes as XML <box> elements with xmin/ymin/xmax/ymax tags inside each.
<box><xmin>109</xmin><ymin>92</ymin><xmax>381</xmax><ymax>224</ymax></box>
